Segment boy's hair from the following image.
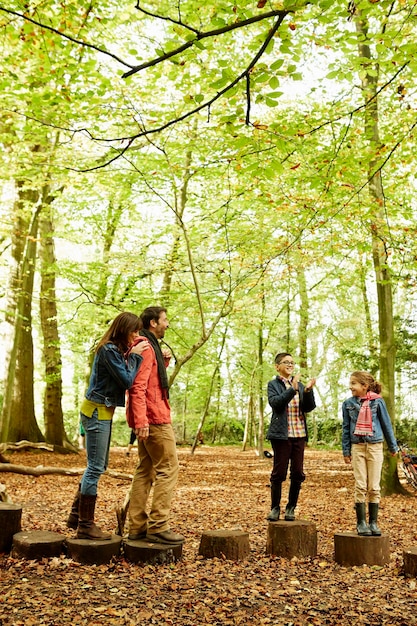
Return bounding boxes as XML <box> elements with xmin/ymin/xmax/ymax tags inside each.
<box><xmin>274</xmin><ymin>352</ymin><xmax>292</xmax><ymax>364</ymax></box>
<box><xmin>140</xmin><ymin>306</ymin><xmax>167</xmax><ymax>330</ymax></box>
<box><xmin>351</xmin><ymin>371</ymin><xmax>382</xmax><ymax>394</ymax></box>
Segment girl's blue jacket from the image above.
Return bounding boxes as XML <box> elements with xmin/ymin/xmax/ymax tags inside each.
<box><xmin>341</xmin><ymin>396</ymin><xmax>398</xmax><ymax>457</ymax></box>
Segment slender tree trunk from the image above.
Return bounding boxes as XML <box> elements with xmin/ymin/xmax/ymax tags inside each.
<box><xmin>39</xmin><ymin>200</ymin><xmax>69</xmax><ymax>446</ymax></box>
<box><xmin>257</xmin><ymin>292</ymin><xmax>266</xmax><ymax>457</ymax></box>
<box><xmin>359</xmin><ymin>255</ymin><xmax>378</xmax><ymax>373</ymax></box>
<box><xmin>297</xmin><ymin>267</ymin><xmax>308</xmax><ymax>372</ymax></box>
<box><xmin>191</xmin><ymin>330</ymin><xmax>227</xmax><ymax>454</ymax></box>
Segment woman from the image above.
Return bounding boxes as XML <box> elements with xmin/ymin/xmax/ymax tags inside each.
<box><xmin>67</xmin><ymin>312</ymin><xmax>148</xmax><ymax>540</ymax></box>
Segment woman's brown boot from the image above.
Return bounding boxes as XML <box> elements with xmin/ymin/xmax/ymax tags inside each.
<box><xmin>77</xmin><ymin>494</ymin><xmax>111</xmax><ymax>540</ymax></box>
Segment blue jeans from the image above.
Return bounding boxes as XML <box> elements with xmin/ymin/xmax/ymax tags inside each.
<box><xmin>80</xmin><ymin>410</ymin><xmax>112</xmax><ymax>496</ymax></box>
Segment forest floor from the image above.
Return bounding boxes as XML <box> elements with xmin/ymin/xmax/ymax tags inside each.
<box><xmin>0</xmin><ymin>445</ymin><xmax>416</xmax><ymax>625</ymax></box>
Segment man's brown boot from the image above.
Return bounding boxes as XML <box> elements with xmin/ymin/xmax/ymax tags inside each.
<box><xmin>77</xmin><ymin>494</ymin><xmax>111</xmax><ymax>540</ymax></box>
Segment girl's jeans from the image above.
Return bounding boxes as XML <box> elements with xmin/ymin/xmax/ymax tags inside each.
<box><xmin>80</xmin><ymin>410</ymin><xmax>112</xmax><ymax>496</ymax></box>
<box><xmin>351</xmin><ymin>441</ymin><xmax>383</xmax><ymax>503</ymax></box>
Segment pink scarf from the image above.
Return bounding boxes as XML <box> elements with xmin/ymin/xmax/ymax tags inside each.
<box><xmin>353</xmin><ymin>391</ymin><xmax>381</xmax><ymax>436</ymax></box>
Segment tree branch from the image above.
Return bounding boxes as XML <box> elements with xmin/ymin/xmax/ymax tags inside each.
<box><xmin>122</xmin><ymin>9</ymin><xmax>290</xmax><ymax>78</ymax></box>
<box><xmin>0</xmin><ymin>6</ymin><xmax>136</xmax><ymax>70</ymax></box>
<box><xmin>78</xmin><ymin>14</ymin><xmax>287</xmax><ymax>172</ymax></box>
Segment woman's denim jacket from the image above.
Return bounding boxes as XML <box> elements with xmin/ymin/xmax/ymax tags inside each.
<box><xmin>85</xmin><ymin>343</ymin><xmax>143</xmax><ymax>408</ymax></box>
<box><xmin>342</xmin><ymin>396</ymin><xmax>398</xmax><ymax>457</ymax></box>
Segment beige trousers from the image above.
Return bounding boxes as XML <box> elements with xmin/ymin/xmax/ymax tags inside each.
<box><xmin>128</xmin><ymin>423</ymin><xmax>179</xmax><ymax>534</ymax></box>
<box><xmin>351</xmin><ymin>442</ymin><xmax>383</xmax><ymax>503</ymax></box>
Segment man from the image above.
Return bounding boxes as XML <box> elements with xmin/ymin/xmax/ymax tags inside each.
<box><xmin>266</xmin><ymin>352</ymin><xmax>316</xmax><ymax>522</ymax></box>
<box><xmin>126</xmin><ymin>306</ymin><xmax>184</xmax><ymax>545</ymax></box>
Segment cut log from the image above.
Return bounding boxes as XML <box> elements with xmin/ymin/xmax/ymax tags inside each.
<box><xmin>0</xmin><ymin>503</ymin><xmax>22</xmax><ymax>553</ymax></box>
<box><xmin>123</xmin><ymin>538</ymin><xmax>183</xmax><ymax>565</ymax></box>
<box><xmin>0</xmin><ymin>463</ymin><xmax>132</xmax><ymax>480</ymax></box>
<box><xmin>0</xmin><ymin>441</ymin><xmax>54</xmax><ymax>454</ymax></box>
<box><xmin>266</xmin><ymin>520</ymin><xmax>317</xmax><ymax>559</ymax></box>
<box><xmin>66</xmin><ymin>535</ymin><xmax>122</xmax><ymax>565</ymax></box>
<box><xmin>198</xmin><ymin>529</ymin><xmax>250</xmax><ymax>561</ymax></box>
<box><xmin>403</xmin><ymin>547</ymin><xmax>417</xmax><ymax>578</ymax></box>
<box><xmin>334</xmin><ymin>532</ymin><xmax>390</xmax><ymax>566</ymax></box>
<box><xmin>12</xmin><ymin>531</ymin><xmax>65</xmax><ymax>560</ymax></box>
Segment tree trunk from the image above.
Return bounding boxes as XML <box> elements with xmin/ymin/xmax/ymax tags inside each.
<box><xmin>257</xmin><ymin>321</ymin><xmax>265</xmax><ymax>457</ymax></box>
<box><xmin>297</xmin><ymin>266</ymin><xmax>308</xmax><ymax>372</ymax></box>
<box><xmin>0</xmin><ymin>189</ymin><xmax>44</xmax><ymax>443</ymax></box>
<box><xmin>39</xmin><ymin>200</ymin><xmax>68</xmax><ymax>446</ymax></box>
<box><xmin>355</xmin><ymin>10</ymin><xmax>400</xmax><ymax>494</ymax></box>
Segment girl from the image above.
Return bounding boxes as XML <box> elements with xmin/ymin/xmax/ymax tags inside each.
<box><xmin>342</xmin><ymin>371</ymin><xmax>398</xmax><ymax>536</ymax></box>
<box><xmin>67</xmin><ymin>312</ymin><xmax>148</xmax><ymax>540</ymax></box>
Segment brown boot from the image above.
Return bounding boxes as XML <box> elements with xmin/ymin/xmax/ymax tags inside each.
<box><xmin>77</xmin><ymin>494</ymin><xmax>111</xmax><ymax>540</ymax></box>
<box><xmin>66</xmin><ymin>484</ymin><xmax>81</xmax><ymax>530</ymax></box>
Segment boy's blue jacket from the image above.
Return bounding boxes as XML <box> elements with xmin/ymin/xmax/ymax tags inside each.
<box><xmin>342</xmin><ymin>396</ymin><xmax>398</xmax><ymax>457</ymax></box>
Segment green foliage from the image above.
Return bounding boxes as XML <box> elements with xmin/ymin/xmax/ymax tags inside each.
<box><xmin>1</xmin><ymin>0</ymin><xmax>417</xmax><ymax>449</ymax></box>
<box><xmin>395</xmin><ymin>418</ymin><xmax>417</xmax><ymax>450</ymax></box>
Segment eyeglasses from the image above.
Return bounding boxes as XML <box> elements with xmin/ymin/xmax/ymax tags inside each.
<box><xmin>279</xmin><ymin>360</ymin><xmax>295</xmax><ymax>366</ymax></box>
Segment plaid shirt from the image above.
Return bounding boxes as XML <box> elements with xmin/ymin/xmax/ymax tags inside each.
<box><xmin>280</xmin><ymin>376</ymin><xmax>307</xmax><ymax>438</ymax></box>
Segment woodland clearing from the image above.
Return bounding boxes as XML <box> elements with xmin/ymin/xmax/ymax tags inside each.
<box><xmin>0</xmin><ymin>445</ymin><xmax>416</xmax><ymax>626</ymax></box>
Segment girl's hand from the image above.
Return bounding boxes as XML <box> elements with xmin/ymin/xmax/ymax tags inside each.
<box><xmin>292</xmin><ymin>373</ymin><xmax>300</xmax><ymax>391</ymax></box>
<box><xmin>344</xmin><ymin>456</ymin><xmax>352</xmax><ymax>464</ymax></box>
<box><xmin>131</xmin><ymin>341</ymin><xmax>149</xmax><ymax>356</ymax></box>
<box><xmin>162</xmin><ymin>347</ymin><xmax>172</xmax><ymax>359</ymax></box>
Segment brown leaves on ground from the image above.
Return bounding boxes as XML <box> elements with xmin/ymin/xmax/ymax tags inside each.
<box><xmin>0</xmin><ymin>446</ymin><xmax>417</xmax><ymax>625</ymax></box>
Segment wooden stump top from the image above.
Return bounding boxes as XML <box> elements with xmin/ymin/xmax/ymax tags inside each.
<box><xmin>403</xmin><ymin>546</ymin><xmax>417</xmax><ymax>578</ymax></box>
<box><xmin>334</xmin><ymin>532</ymin><xmax>390</xmax><ymax>567</ymax></box>
<box><xmin>66</xmin><ymin>534</ymin><xmax>122</xmax><ymax>565</ymax></box>
<box><xmin>266</xmin><ymin>520</ymin><xmax>317</xmax><ymax>559</ymax></box>
<box><xmin>0</xmin><ymin>502</ymin><xmax>22</xmax><ymax>511</ymax></box>
<box><xmin>199</xmin><ymin>529</ymin><xmax>250</xmax><ymax>561</ymax></box>
<box><xmin>12</xmin><ymin>531</ymin><xmax>65</xmax><ymax>560</ymax></box>
<box><xmin>123</xmin><ymin>539</ymin><xmax>183</xmax><ymax>564</ymax></box>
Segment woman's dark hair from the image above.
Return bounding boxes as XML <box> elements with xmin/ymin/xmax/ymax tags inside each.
<box><xmin>351</xmin><ymin>371</ymin><xmax>382</xmax><ymax>394</ymax></box>
<box><xmin>95</xmin><ymin>312</ymin><xmax>142</xmax><ymax>353</ymax></box>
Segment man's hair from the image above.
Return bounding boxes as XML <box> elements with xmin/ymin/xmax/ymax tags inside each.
<box><xmin>274</xmin><ymin>352</ymin><xmax>292</xmax><ymax>364</ymax></box>
<box><xmin>140</xmin><ymin>306</ymin><xmax>167</xmax><ymax>330</ymax></box>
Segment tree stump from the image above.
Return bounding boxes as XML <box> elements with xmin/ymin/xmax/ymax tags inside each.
<box><xmin>403</xmin><ymin>547</ymin><xmax>417</xmax><ymax>577</ymax></box>
<box><xmin>12</xmin><ymin>531</ymin><xmax>65</xmax><ymax>560</ymax></box>
<box><xmin>123</xmin><ymin>538</ymin><xmax>183</xmax><ymax>565</ymax></box>
<box><xmin>0</xmin><ymin>503</ymin><xmax>22</xmax><ymax>553</ymax></box>
<box><xmin>334</xmin><ymin>532</ymin><xmax>390</xmax><ymax>566</ymax></box>
<box><xmin>66</xmin><ymin>535</ymin><xmax>122</xmax><ymax>565</ymax></box>
<box><xmin>198</xmin><ymin>529</ymin><xmax>250</xmax><ymax>561</ymax></box>
<box><xmin>266</xmin><ymin>521</ymin><xmax>317</xmax><ymax>559</ymax></box>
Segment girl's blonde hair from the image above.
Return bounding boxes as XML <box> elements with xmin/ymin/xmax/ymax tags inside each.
<box><xmin>351</xmin><ymin>371</ymin><xmax>382</xmax><ymax>394</ymax></box>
